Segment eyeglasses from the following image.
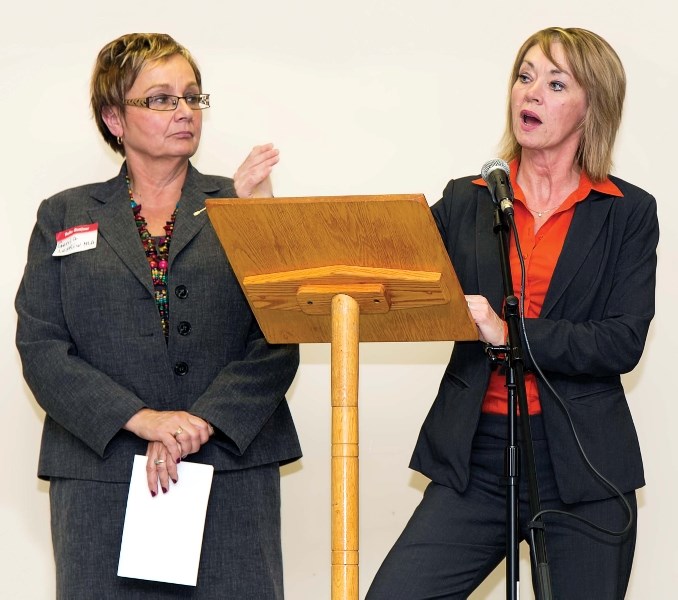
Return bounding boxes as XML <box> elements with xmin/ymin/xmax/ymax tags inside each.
<box><xmin>123</xmin><ymin>93</ymin><xmax>210</xmax><ymax>111</ymax></box>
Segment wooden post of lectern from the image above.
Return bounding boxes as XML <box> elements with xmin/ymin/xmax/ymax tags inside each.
<box><xmin>331</xmin><ymin>293</ymin><xmax>360</xmax><ymax>596</ymax></box>
<box><xmin>206</xmin><ymin>195</ymin><xmax>477</xmax><ymax>600</ymax></box>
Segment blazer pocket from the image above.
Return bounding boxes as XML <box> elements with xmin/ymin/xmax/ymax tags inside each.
<box><xmin>443</xmin><ymin>369</ymin><xmax>469</xmax><ymax>390</ymax></box>
<box><xmin>564</xmin><ymin>382</ymin><xmax>624</xmax><ymax>406</ymax></box>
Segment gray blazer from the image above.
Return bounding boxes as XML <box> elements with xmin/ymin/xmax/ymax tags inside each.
<box><xmin>16</xmin><ymin>163</ymin><xmax>301</xmax><ymax>483</ymax></box>
<box><xmin>411</xmin><ymin>174</ymin><xmax>658</xmax><ymax>504</ymax></box>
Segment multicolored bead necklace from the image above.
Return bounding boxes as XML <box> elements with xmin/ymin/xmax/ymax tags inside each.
<box><xmin>126</xmin><ymin>175</ymin><xmax>177</xmax><ymax>339</ymax></box>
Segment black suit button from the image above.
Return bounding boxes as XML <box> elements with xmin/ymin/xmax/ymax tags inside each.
<box><xmin>177</xmin><ymin>321</ymin><xmax>192</xmax><ymax>336</ymax></box>
<box><xmin>174</xmin><ymin>362</ymin><xmax>189</xmax><ymax>376</ymax></box>
<box><xmin>175</xmin><ymin>285</ymin><xmax>189</xmax><ymax>299</ymax></box>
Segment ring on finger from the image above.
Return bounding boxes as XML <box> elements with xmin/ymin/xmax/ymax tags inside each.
<box><xmin>154</xmin><ymin>458</ymin><xmax>165</xmax><ymax>466</ymax></box>
<box><xmin>173</xmin><ymin>427</ymin><xmax>183</xmax><ymax>438</ymax></box>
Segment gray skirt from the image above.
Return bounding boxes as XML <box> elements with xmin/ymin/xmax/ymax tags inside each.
<box><xmin>50</xmin><ymin>463</ymin><xmax>283</xmax><ymax>599</ymax></box>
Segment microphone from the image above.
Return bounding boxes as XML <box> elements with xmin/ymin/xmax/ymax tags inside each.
<box><xmin>481</xmin><ymin>158</ymin><xmax>514</xmax><ymax>216</ymax></box>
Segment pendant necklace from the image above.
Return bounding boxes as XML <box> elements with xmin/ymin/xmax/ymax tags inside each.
<box><xmin>526</xmin><ymin>205</ymin><xmax>557</xmax><ymax>218</ymax></box>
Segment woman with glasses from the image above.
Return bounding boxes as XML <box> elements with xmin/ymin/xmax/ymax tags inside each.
<box><xmin>16</xmin><ymin>33</ymin><xmax>300</xmax><ymax>599</ymax></box>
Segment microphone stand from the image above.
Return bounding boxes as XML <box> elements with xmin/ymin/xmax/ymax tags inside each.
<box><xmin>485</xmin><ymin>205</ymin><xmax>553</xmax><ymax>600</ymax></box>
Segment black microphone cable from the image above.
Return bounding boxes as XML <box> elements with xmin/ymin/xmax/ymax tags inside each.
<box><xmin>501</xmin><ymin>181</ymin><xmax>635</xmax><ymax>542</ymax></box>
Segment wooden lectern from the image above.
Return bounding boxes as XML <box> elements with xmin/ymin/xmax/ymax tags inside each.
<box><xmin>206</xmin><ymin>194</ymin><xmax>477</xmax><ymax>600</ymax></box>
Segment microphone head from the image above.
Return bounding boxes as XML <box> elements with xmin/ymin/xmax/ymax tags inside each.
<box><xmin>481</xmin><ymin>158</ymin><xmax>510</xmax><ymax>183</ymax></box>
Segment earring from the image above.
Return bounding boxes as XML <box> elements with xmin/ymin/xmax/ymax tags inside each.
<box><xmin>116</xmin><ymin>136</ymin><xmax>123</xmax><ymax>146</ymax></box>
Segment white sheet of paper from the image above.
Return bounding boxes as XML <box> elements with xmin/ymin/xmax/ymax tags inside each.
<box><xmin>117</xmin><ymin>455</ymin><xmax>214</xmax><ymax>586</ymax></box>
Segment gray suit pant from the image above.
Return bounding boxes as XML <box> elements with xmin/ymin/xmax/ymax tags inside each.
<box><xmin>366</xmin><ymin>415</ymin><xmax>637</xmax><ymax>600</ymax></box>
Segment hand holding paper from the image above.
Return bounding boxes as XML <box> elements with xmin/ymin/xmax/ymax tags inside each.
<box><xmin>117</xmin><ymin>455</ymin><xmax>214</xmax><ymax>586</ymax></box>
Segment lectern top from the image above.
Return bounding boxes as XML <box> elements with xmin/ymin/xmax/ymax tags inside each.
<box><xmin>206</xmin><ymin>194</ymin><xmax>477</xmax><ymax>343</ymax></box>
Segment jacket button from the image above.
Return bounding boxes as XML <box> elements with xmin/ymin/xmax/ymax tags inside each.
<box><xmin>177</xmin><ymin>321</ymin><xmax>192</xmax><ymax>336</ymax></box>
<box><xmin>175</xmin><ymin>285</ymin><xmax>189</xmax><ymax>299</ymax></box>
<box><xmin>174</xmin><ymin>362</ymin><xmax>189</xmax><ymax>376</ymax></box>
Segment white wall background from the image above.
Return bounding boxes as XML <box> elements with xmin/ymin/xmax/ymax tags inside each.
<box><xmin>2</xmin><ymin>1</ymin><xmax>676</xmax><ymax>598</ymax></box>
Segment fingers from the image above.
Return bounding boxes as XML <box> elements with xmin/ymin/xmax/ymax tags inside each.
<box><xmin>136</xmin><ymin>413</ymin><xmax>214</xmax><ymax>497</ymax></box>
<box><xmin>234</xmin><ymin>143</ymin><xmax>280</xmax><ymax>198</ymax></box>
<box><xmin>146</xmin><ymin>441</ymin><xmax>177</xmax><ymax>497</ymax></box>
<box><xmin>465</xmin><ymin>295</ymin><xmax>486</xmax><ymax>322</ymax></box>
<box><xmin>171</xmin><ymin>416</ymin><xmax>211</xmax><ymax>457</ymax></box>
<box><xmin>464</xmin><ymin>295</ymin><xmax>506</xmax><ymax>346</ymax></box>
<box><xmin>241</xmin><ymin>143</ymin><xmax>279</xmax><ymax>171</ymax></box>
<box><xmin>159</xmin><ymin>430</ymin><xmax>184</xmax><ymax>466</ymax></box>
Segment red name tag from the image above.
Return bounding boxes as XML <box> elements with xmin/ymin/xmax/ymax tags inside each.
<box><xmin>53</xmin><ymin>223</ymin><xmax>98</xmax><ymax>256</ymax></box>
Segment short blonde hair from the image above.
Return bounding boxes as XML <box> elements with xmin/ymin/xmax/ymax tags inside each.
<box><xmin>90</xmin><ymin>33</ymin><xmax>202</xmax><ymax>156</ymax></box>
<box><xmin>499</xmin><ymin>27</ymin><xmax>626</xmax><ymax>182</ymax></box>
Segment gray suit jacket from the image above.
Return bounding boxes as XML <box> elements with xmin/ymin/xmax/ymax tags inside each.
<box><xmin>16</xmin><ymin>163</ymin><xmax>301</xmax><ymax>482</ymax></box>
<box><xmin>411</xmin><ymin>174</ymin><xmax>658</xmax><ymax>503</ymax></box>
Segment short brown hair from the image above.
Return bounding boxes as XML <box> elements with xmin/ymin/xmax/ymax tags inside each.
<box><xmin>90</xmin><ymin>33</ymin><xmax>202</xmax><ymax>156</ymax></box>
<box><xmin>499</xmin><ymin>27</ymin><xmax>626</xmax><ymax>182</ymax></box>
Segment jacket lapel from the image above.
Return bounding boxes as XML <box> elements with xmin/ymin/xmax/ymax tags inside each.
<box><xmin>86</xmin><ymin>164</ymin><xmax>227</xmax><ymax>291</ymax></box>
<box><xmin>87</xmin><ymin>167</ymin><xmax>155</xmax><ymax>295</ymax></box>
<box><xmin>541</xmin><ymin>193</ymin><xmax>614</xmax><ymax>318</ymax></box>
<box><xmin>168</xmin><ymin>164</ymin><xmax>223</xmax><ymax>264</ymax></box>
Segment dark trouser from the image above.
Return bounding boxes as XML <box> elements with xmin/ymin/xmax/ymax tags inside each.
<box><xmin>366</xmin><ymin>415</ymin><xmax>637</xmax><ymax>600</ymax></box>
<box><xmin>50</xmin><ymin>463</ymin><xmax>284</xmax><ymax>599</ymax></box>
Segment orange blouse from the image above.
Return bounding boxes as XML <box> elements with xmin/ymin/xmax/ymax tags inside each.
<box><xmin>474</xmin><ymin>160</ymin><xmax>622</xmax><ymax>415</ymax></box>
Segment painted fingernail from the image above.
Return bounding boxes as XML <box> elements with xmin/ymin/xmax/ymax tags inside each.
<box><xmin>162</xmin><ymin>487</ymin><xmax>168</xmax><ymax>494</ymax></box>
<box><xmin>176</xmin><ymin>458</ymin><xmax>181</xmax><ymax>464</ymax></box>
<box><xmin>171</xmin><ymin>478</ymin><xmax>177</xmax><ymax>484</ymax></box>
<box><xmin>151</xmin><ymin>490</ymin><xmax>157</xmax><ymax>497</ymax></box>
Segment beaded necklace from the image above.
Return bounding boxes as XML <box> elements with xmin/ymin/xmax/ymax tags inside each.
<box><xmin>126</xmin><ymin>175</ymin><xmax>177</xmax><ymax>338</ymax></box>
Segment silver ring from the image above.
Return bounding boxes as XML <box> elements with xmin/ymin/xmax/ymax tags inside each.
<box><xmin>154</xmin><ymin>458</ymin><xmax>165</xmax><ymax>466</ymax></box>
<box><xmin>173</xmin><ymin>427</ymin><xmax>183</xmax><ymax>438</ymax></box>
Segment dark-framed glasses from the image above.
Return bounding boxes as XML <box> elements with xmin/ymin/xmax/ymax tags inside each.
<box><xmin>123</xmin><ymin>93</ymin><xmax>210</xmax><ymax>111</ymax></box>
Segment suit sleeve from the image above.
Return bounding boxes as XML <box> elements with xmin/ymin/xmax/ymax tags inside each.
<box><xmin>15</xmin><ymin>200</ymin><xmax>146</xmax><ymax>457</ymax></box>
<box><xmin>189</xmin><ymin>318</ymin><xmax>299</xmax><ymax>456</ymax></box>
